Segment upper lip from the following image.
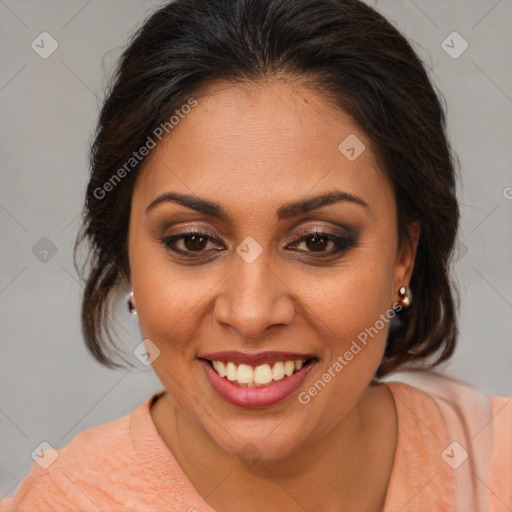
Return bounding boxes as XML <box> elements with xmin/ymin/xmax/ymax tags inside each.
<box><xmin>199</xmin><ymin>351</ymin><xmax>317</xmax><ymax>366</ymax></box>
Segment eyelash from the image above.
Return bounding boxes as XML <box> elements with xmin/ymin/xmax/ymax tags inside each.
<box><xmin>159</xmin><ymin>227</ymin><xmax>355</xmax><ymax>259</ymax></box>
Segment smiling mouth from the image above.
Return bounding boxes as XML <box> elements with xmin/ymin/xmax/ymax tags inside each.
<box><xmin>199</xmin><ymin>357</ymin><xmax>318</xmax><ymax>388</ymax></box>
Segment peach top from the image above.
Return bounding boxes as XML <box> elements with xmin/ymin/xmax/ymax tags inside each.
<box><xmin>1</xmin><ymin>379</ymin><xmax>510</xmax><ymax>511</ymax></box>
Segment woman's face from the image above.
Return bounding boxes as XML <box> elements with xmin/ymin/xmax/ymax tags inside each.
<box><xmin>128</xmin><ymin>79</ymin><xmax>418</xmax><ymax>461</ymax></box>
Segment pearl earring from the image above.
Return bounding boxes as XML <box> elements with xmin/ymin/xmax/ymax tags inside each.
<box><xmin>397</xmin><ymin>285</ymin><xmax>411</xmax><ymax>307</ymax></box>
<box><xmin>127</xmin><ymin>291</ymin><xmax>137</xmax><ymax>315</ymax></box>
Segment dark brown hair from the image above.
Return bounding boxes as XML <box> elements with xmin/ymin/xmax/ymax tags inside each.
<box><xmin>74</xmin><ymin>0</ymin><xmax>460</xmax><ymax>378</ymax></box>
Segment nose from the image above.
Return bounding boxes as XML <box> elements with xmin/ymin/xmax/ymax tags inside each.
<box><xmin>213</xmin><ymin>250</ymin><xmax>295</xmax><ymax>339</ymax></box>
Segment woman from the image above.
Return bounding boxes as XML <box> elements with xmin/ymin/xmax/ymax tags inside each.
<box><xmin>1</xmin><ymin>0</ymin><xmax>510</xmax><ymax>510</ymax></box>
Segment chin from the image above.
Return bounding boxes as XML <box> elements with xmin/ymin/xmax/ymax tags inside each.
<box><xmin>197</xmin><ymin>409</ymin><xmax>321</xmax><ymax>465</ymax></box>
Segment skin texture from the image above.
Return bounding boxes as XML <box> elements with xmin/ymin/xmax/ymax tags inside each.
<box><xmin>128</xmin><ymin>78</ymin><xmax>420</xmax><ymax>511</ymax></box>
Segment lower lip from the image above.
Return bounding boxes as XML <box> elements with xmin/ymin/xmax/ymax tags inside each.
<box><xmin>199</xmin><ymin>358</ymin><xmax>317</xmax><ymax>408</ymax></box>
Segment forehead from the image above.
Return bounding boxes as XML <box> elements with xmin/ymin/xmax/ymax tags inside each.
<box><xmin>133</xmin><ymin>79</ymin><xmax>393</xmax><ymax>220</ymax></box>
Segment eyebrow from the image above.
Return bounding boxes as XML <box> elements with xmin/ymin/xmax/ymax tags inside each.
<box><xmin>145</xmin><ymin>190</ymin><xmax>368</xmax><ymax>221</ymax></box>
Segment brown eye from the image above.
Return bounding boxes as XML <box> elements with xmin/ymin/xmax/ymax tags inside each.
<box><xmin>160</xmin><ymin>231</ymin><xmax>222</xmax><ymax>255</ymax></box>
<box><xmin>289</xmin><ymin>229</ymin><xmax>356</xmax><ymax>257</ymax></box>
<box><xmin>182</xmin><ymin>234</ymin><xmax>208</xmax><ymax>251</ymax></box>
<box><xmin>302</xmin><ymin>235</ymin><xmax>331</xmax><ymax>252</ymax></box>
<box><xmin>160</xmin><ymin>228</ymin><xmax>356</xmax><ymax>260</ymax></box>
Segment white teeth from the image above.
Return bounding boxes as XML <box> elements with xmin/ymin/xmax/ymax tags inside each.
<box><xmin>271</xmin><ymin>361</ymin><xmax>285</xmax><ymax>380</ymax></box>
<box><xmin>209</xmin><ymin>358</ymin><xmax>312</xmax><ymax>387</ymax></box>
<box><xmin>212</xmin><ymin>360</ymin><xmax>226</xmax><ymax>377</ymax></box>
<box><xmin>236</xmin><ymin>364</ymin><xmax>253</xmax><ymax>384</ymax></box>
<box><xmin>254</xmin><ymin>364</ymin><xmax>273</xmax><ymax>385</ymax></box>
<box><xmin>225</xmin><ymin>362</ymin><xmax>237</xmax><ymax>381</ymax></box>
<box><xmin>284</xmin><ymin>361</ymin><xmax>295</xmax><ymax>377</ymax></box>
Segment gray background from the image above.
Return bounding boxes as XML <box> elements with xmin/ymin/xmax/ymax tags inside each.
<box><xmin>1</xmin><ymin>0</ymin><xmax>511</xmax><ymax>500</ymax></box>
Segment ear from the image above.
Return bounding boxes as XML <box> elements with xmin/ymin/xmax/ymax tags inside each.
<box><xmin>392</xmin><ymin>221</ymin><xmax>420</xmax><ymax>300</ymax></box>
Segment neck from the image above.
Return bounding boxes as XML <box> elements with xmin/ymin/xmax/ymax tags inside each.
<box><xmin>153</xmin><ymin>383</ymin><xmax>397</xmax><ymax>512</ymax></box>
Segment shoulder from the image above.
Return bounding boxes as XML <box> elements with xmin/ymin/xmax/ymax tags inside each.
<box><xmin>0</xmin><ymin>399</ymin><xmax>146</xmax><ymax>512</ymax></box>
<box><xmin>384</xmin><ymin>371</ymin><xmax>512</xmax><ymax>509</ymax></box>
<box><xmin>383</xmin><ymin>369</ymin><xmax>510</xmax><ymax>421</ymax></box>
<box><xmin>384</xmin><ymin>370</ymin><xmax>512</xmax><ymax>452</ymax></box>
<box><xmin>487</xmin><ymin>395</ymin><xmax>512</xmax><ymax>509</ymax></box>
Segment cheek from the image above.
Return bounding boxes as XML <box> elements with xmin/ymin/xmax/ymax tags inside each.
<box><xmin>129</xmin><ymin>242</ymin><xmax>232</xmax><ymax>371</ymax></box>
<box><xmin>133</xmin><ymin>269</ymin><xmax>209</xmax><ymax>348</ymax></box>
<box><xmin>296</xmin><ymin>260</ymin><xmax>395</xmax><ymax>387</ymax></box>
<box><xmin>305</xmin><ymin>261</ymin><xmax>393</xmax><ymax>334</ymax></box>
<box><xmin>129</xmin><ymin>220</ymin><xmax>199</xmax><ymax>318</ymax></box>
